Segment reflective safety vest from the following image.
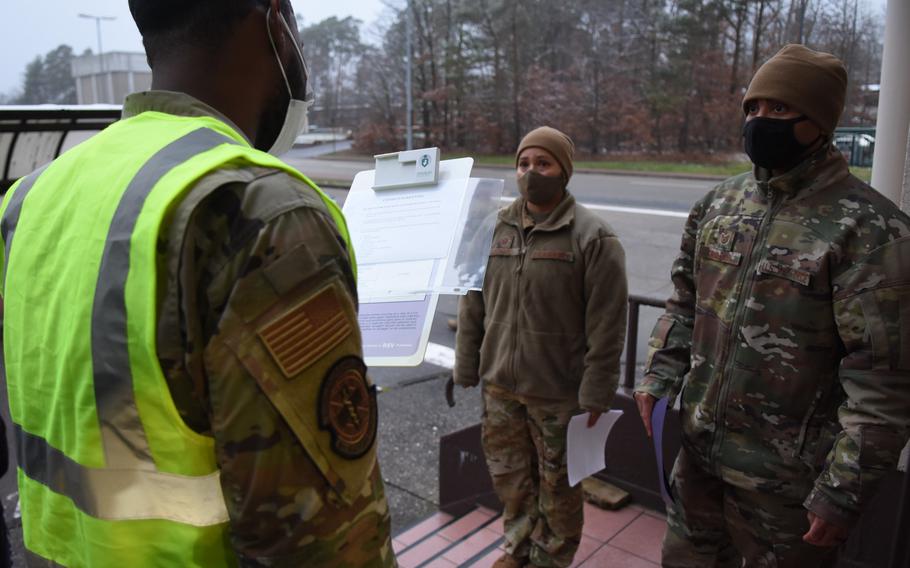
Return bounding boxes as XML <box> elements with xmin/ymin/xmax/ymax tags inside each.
<box><xmin>0</xmin><ymin>111</ymin><xmax>354</xmax><ymax>567</ymax></box>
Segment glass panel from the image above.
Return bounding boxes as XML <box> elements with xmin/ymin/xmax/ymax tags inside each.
<box><xmin>438</xmin><ymin>177</ymin><xmax>505</xmax><ymax>294</ymax></box>
<box><xmin>60</xmin><ymin>130</ymin><xmax>98</xmax><ymax>154</ymax></box>
<box><xmin>8</xmin><ymin>132</ymin><xmax>63</xmax><ymax>179</ymax></box>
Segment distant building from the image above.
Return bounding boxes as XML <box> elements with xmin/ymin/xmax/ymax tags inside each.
<box><xmin>71</xmin><ymin>52</ymin><xmax>151</xmax><ymax>105</ymax></box>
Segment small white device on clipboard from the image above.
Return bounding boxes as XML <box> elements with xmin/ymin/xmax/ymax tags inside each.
<box><xmin>373</xmin><ymin>148</ymin><xmax>440</xmax><ymax>190</ymax></box>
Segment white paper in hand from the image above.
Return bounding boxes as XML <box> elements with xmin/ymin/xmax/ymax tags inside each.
<box><xmin>567</xmin><ymin>410</ymin><xmax>624</xmax><ymax>487</ymax></box>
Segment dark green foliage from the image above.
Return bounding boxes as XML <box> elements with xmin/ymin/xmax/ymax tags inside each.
<box><xmin>14</xmin><ymin>45</ymin><xmax>78</xmax><ymax>105</ymax></box>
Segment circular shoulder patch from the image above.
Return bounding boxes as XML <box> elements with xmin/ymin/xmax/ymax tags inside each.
<box><xmin>318</xmin><ymin>356</ymin><xmax>377</xmax><ymax>460</ymax></box>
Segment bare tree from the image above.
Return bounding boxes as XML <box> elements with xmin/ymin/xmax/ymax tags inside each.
<box><xmin>344</xmin><ymin>0</ymin><xmax>883</xmax><ymax>156</ymax></box>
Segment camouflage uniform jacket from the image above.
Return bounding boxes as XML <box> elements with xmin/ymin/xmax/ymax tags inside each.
<box><xmin>125</xmin><ymin>92</ymin><xmax>395</xmax><ymax>566</ymax></box>
<box><xmin>637</xmin><ymin>145</ymin><xmax>910</xmax><ymax>528</ymax></box>
<box><xmin>455</xmin><ymin>193</ymin><xmax>628</xmax><ymax>411</ymax></box>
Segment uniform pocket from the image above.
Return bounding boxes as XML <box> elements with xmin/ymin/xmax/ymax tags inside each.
<box><xmin>649</xmin><ymin>315</ymin><xmax>675</xmax><ymax>350</ymax></box>
<box><xmin>520</xmin><ymin>329</ymin><xmax>584</xmax><ymax>397</ymax></box>
<box><xmin>490</xmin><ymin>230</ymin><xmax>519</xmax><ymax>256</ymax></box>
<box><xmin>644</xmin><ymin>315</ymin><xmax>676</xmax><ymax>375</ymax></box>
<box><xmin>793</xmin><ymin>389</ymin><xmax>824</xmax><ymax>458</ymax></box>
<box><xmin>757</xmin><ymin>228</ymin><xmax>829</xmax><ymax>293</ymax></box>
<box><xmin>693</xmin><ymin>215</ymin><xmax>758</xmax><ymax>324</ymax></box>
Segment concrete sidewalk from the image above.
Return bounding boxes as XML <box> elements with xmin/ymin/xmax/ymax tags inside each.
<box><xmin>392</xmin><ymin>504</ymin><xmax>663</xmax><ymax>567</ymax></box>
<box><xmin>378</xmin><ymin>371</ymin><xmax>483</xmax><ymax>536</ymax></box>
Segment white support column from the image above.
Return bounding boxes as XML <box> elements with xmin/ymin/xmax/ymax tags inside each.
<box><xmin>871</xmin><ymin>0</ymin><xmax>910</xmax><ymax>204</ymax></box>
<box><xmin>106</xmin><ymin>72</ymin><xmax>114</xmax><ymax>104</ymax></box>
<box><xmin>902</xmin><ymin>125</ymin><xmax>910</xmax><ymax>215</ymax></box>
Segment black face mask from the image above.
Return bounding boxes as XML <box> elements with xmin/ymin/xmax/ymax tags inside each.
<box><xmin>742</xmin><ymin>116</ymin><xmax>816</xmax><ymax>171</ymax></box>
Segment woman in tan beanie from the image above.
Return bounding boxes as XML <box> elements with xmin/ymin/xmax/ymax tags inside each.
<box><xmin>454</xmin><ymin>127</ymin><xmax>628</xmax><ymax>568</ymax></box>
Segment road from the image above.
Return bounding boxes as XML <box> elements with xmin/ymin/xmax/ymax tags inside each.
<box><xmin>278</xmin><ymin>156</ymin><xmax>727</xmax><ymax>390</ymax></box>
<box><xmin>283</xmin><ymin>156</ymin><xmax>718</xmax><ymax>300</ymax></box>
<box><xmin>283</xmin><ymin>154</ymin><xmax>714</xmax><ymax>214</ymax></box>
<box><xmin>284</xmin><ymin>155</ymin><xmax>719</xmax><ymax>314</ymax></box>
<box><xmin>287</xmin><ymin>140</ymin><xmax>353</xmax><ymax>158</ymax></box>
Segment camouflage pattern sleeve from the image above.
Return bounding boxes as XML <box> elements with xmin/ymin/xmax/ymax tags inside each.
<box><xmin>804</xmin><ymin>236</ymin><xmax>910</xmax><ymax>528</ymax></box>
<box><xmin>636</xmin><ymin>191</ymin><xmax>713</xmax><ymax>400</ymax></box>
<box><xmin>173</xmin><ymin>170</ymin><xmax>395</xmax><ymax>567</ymax></box>
<box><xmin>454</xmin><ymin>290</ymin><xmax>485</xmax><ymax>388</ymax></box>
<box><xmin>578</xmin><ymin>236</ymin><xmax>628</xmax><ymax>412</ymax></box>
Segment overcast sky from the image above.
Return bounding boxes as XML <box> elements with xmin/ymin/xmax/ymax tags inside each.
<box><xmin>1</xmin><ymin>0</ymin><xmax>890</xmax><ymax>97</ymax></box>
<box><xmin>0</xmin><ymin>0</ymin><xmax>396</xmax><ymax>95</ymax></box>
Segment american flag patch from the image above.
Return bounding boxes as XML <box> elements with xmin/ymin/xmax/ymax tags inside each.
<box><xmin>258</xmin><ymin>284</ymin><xmax>353</xmax><ymax>378</ymax></box>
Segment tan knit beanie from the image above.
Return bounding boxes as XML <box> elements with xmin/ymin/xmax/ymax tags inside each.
<box><xmin>743</xmin><ymin>44</ymin><xmax>847</xmax><ymax>134</ymax></box>
<box><xmin>516</xmin><ymin>126</ymin><xmax>575</xmax><ymax>180</ymax></box>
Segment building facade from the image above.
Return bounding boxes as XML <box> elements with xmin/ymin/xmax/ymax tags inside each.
<box><xmin>70</xmin><ymin>52</ymin><xmax>151</xmax><ymax>105</ymax></box>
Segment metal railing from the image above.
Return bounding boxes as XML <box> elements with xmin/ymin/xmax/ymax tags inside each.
<box><xmin>623</xmin><ymin>294</ymin><xmax>666</xmax><ymax>389</ymax></box>
<box><xmin>1</xmin><ymin>106</ymin><xmax>121</xmax><ymax>192</ymax></box>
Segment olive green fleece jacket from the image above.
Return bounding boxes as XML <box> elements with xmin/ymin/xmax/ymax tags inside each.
<box><xmin>454</xmin><ymin>192</ymin><xmax>628</xmax><ymax>411</ymax></box>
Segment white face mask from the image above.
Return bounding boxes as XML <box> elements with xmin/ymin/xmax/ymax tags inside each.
<box><xmin>265</xmin><ymin>6</ymin><xmax>313</xmax><ymax>156</ymax></box>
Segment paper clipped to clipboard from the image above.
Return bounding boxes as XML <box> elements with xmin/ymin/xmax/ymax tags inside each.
<box><xmin>344</xmin><ymin>150</ymin><xmax>504</xmax><ymax>367</ymax></box>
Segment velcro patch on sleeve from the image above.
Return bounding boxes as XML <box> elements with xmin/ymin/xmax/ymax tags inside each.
<box><xmin>319</xmin><ymin>356</ymin><xmax>377</xmax><ymax>460</ymax></box>
<box><xmin>257</xmin><ymin>284</ymin><xmax>353</xmax><ymax>378</ymax></box>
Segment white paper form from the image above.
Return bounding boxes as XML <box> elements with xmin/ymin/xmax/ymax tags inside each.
<box><xmin>357</xmin><ymin>260</ymin><xmax>436</xmax><ymax>302</ymax></box>
<box><xmin>343</xmin><ymin>158</ymin><xmax>474</xmax><ymax>264</ymax></box>
<box><xmin>343</xmin><ymin>157</ymin><xmax>477</xmax><ymax>366</ymax></box>
<box><xmin>567</xmin><ymin>410</ymin><xmax>624</xmax><ymax>487</ymax></box>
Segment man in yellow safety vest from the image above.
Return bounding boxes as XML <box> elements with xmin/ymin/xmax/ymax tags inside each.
<box><xmin>0</xmin><ymin>0</ymin><xmax>395</xmax><ymax>565</ymax></box>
